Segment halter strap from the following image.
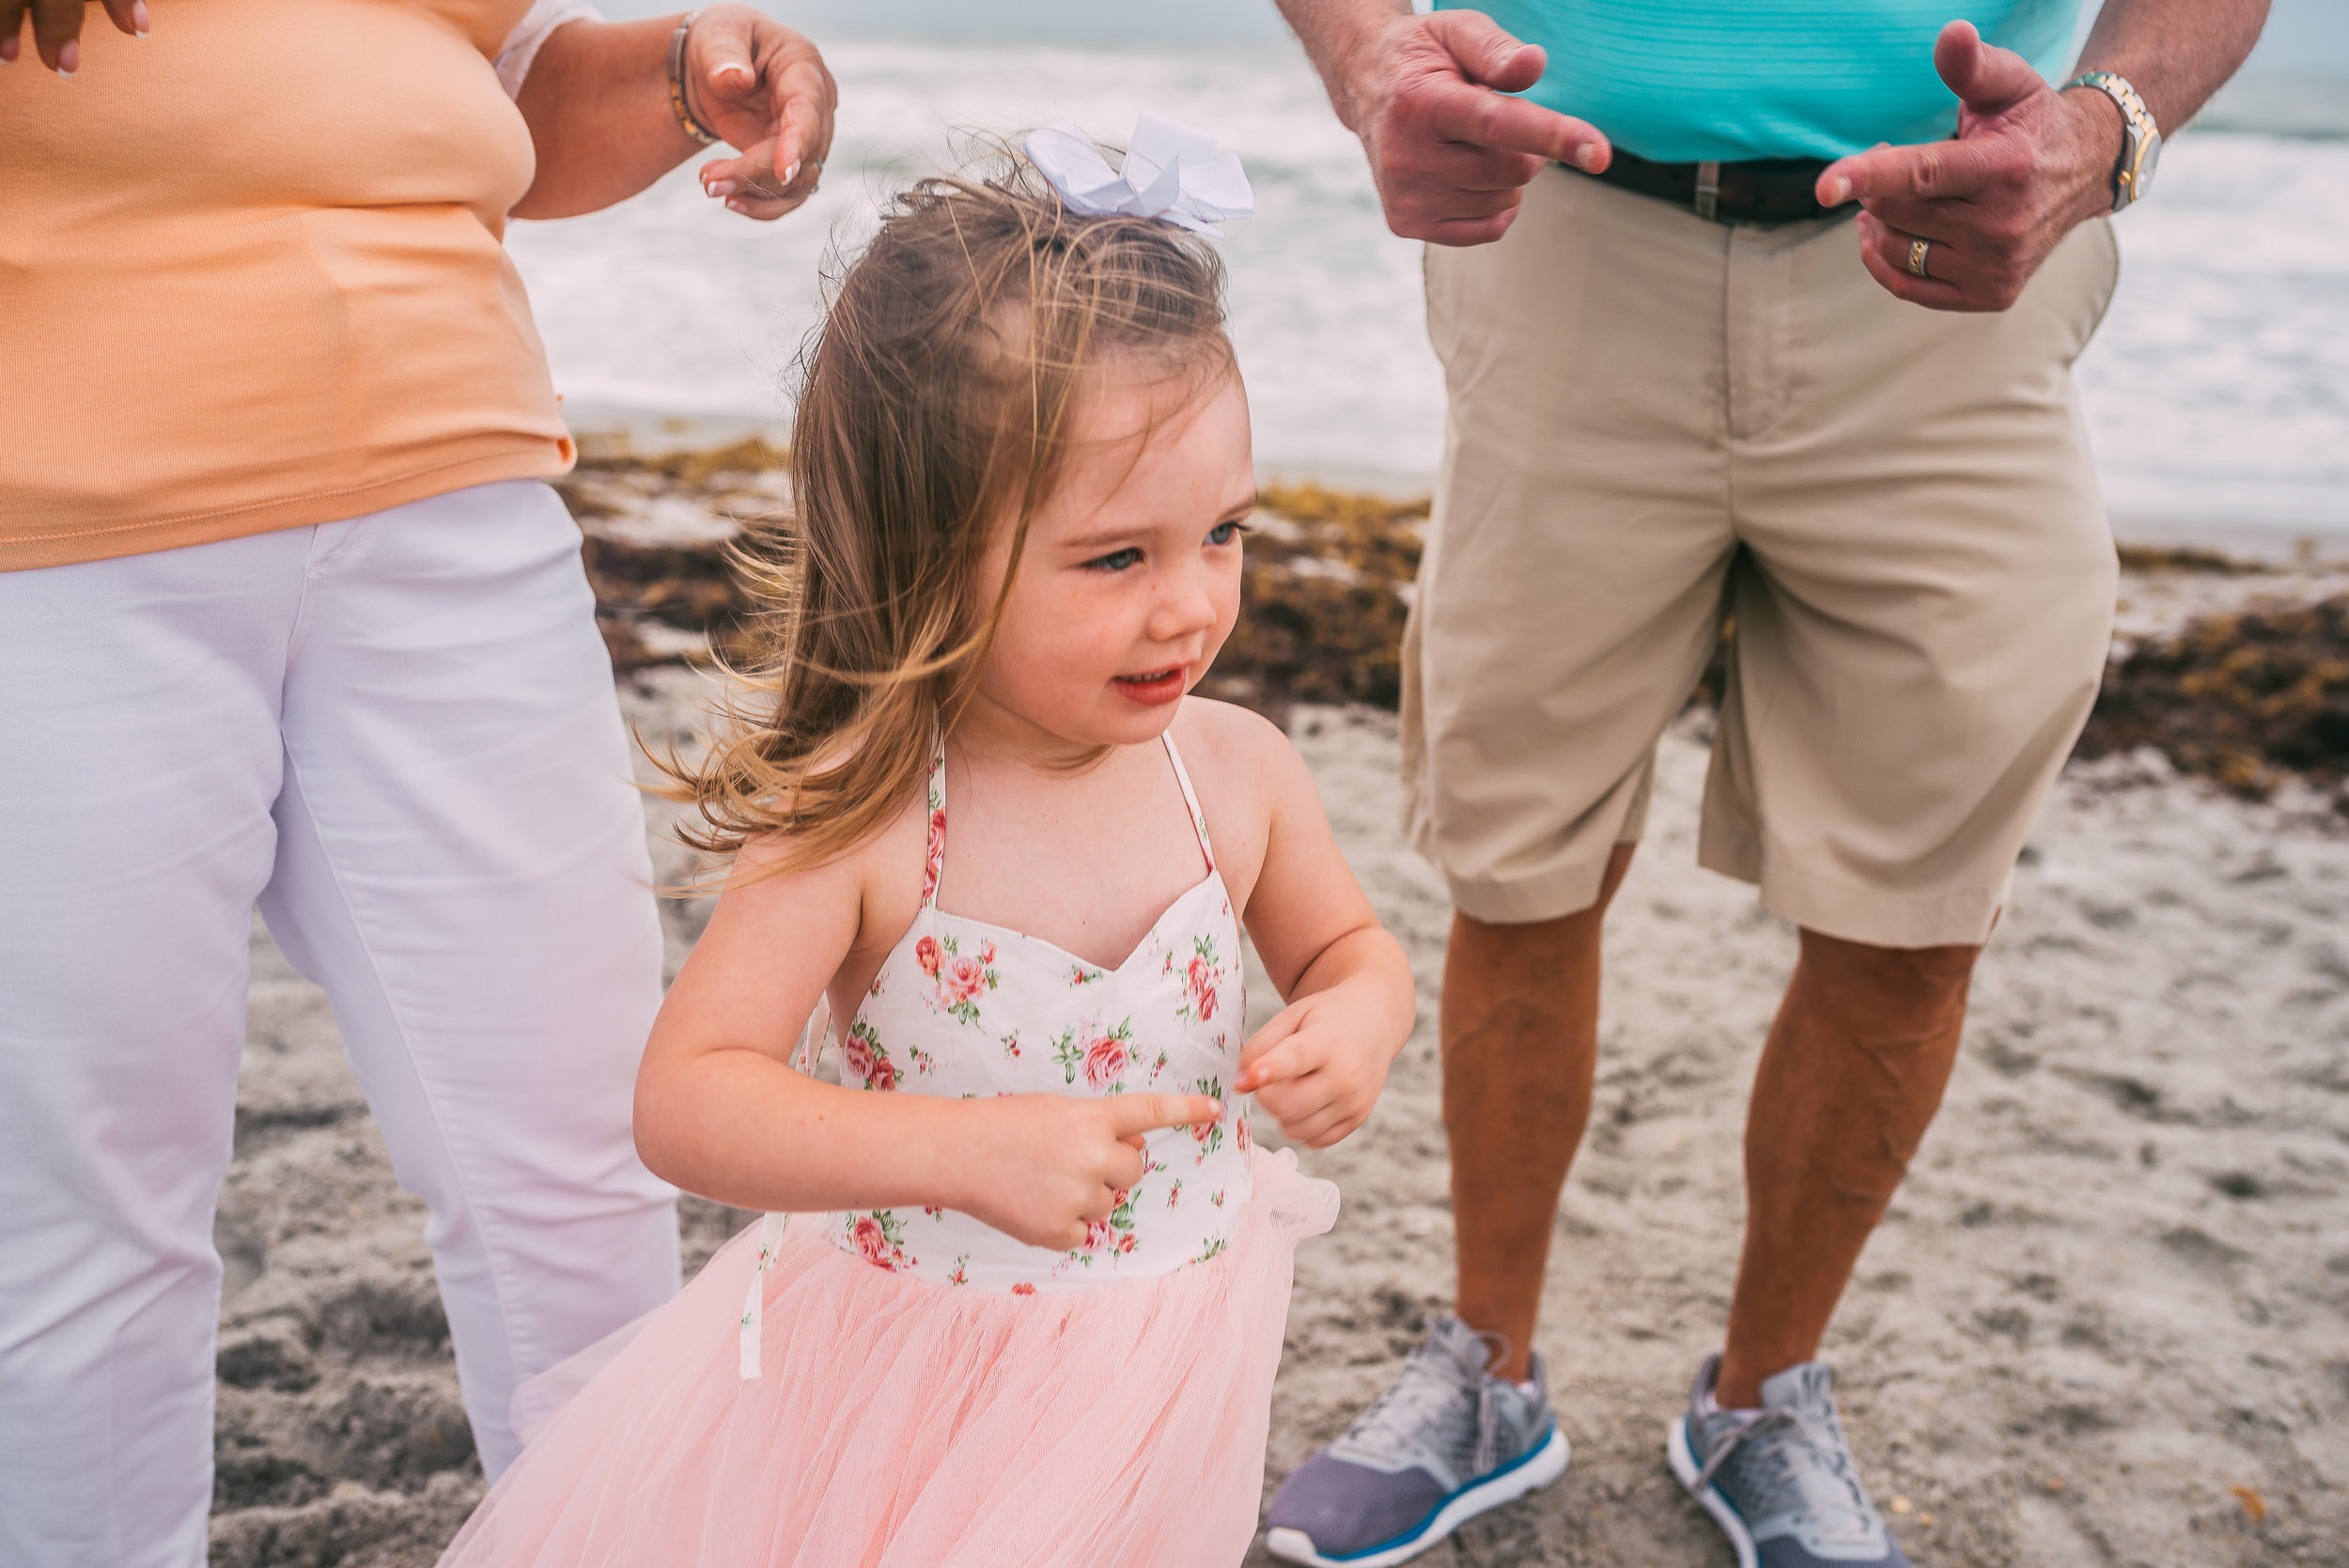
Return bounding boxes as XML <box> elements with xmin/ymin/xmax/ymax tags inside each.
<box><xmin>920</xmin><ymin>730</ymin><xmax>949</xmax><ymax>910</ymax></box>
<box><xmin>1159</xmin><ymin>731</ymin><xmax>1215</xmax><ymax>873</ymax></box>
<box><xmin>926</xmin><ymin>729</ymin><xmax>1211</xmax><ymax>911</ymax></box>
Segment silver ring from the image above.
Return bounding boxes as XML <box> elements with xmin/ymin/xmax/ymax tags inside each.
<box><xmin>1907</xmin><ymin>237</ymin><xmax>1931</xmax><ymax>278</ymax></box>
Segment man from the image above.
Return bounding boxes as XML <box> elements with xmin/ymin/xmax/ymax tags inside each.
<box><xmin>0</xmin><ymin>5</ymin><xmax>832</xmax><ymax>1563</ymax></box>
<box><xmin>1259</xmin><ymin>1</ymin><xmax>2267</xmax><ymax>1563</ymax></box>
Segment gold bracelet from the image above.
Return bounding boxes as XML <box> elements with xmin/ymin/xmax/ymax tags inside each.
<box><xmin>668</xmin><ymin>11</ymin><xmax>720</xmax><ymax>147</ymax></box>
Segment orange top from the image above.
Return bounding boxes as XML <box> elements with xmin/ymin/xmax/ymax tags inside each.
<box><xmin>0</xmin><ymin>0</ymin><xmax>577</xmax><ymax>571</ymax></box>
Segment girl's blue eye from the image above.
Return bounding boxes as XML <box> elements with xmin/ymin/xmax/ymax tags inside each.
<box><xmin>1208</xmin><ymin>520</ymin><xmax>1244</xmax><ymax>546</ymax></box>
<box><xmin>1086</xmin><ymin>547</ymin><xmax>1144</xmax><ymax>572</ymax></box>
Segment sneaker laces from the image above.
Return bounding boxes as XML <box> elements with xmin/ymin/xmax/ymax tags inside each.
<box><xmin>1688</xmin><ymin>1399</ymin><xmax>1881</xmax><ymax>1545</ymax></box>
<box><xmin>1340</xmin><ymin>1325</ymin><xmax>1511</xmax><ymax>1476</ymax></box>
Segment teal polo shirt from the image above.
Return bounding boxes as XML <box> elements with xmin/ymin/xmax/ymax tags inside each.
<box><xmin>1441</xmin><ymin>1</ymin><xmax>2086</xmax><ymax>162</ymax></box>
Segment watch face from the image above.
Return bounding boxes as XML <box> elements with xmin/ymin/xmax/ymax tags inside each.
<box><xmin>2139</xmin><ymin>131</ymin><xmax>2162</xmax><ymax>193</ymax></box>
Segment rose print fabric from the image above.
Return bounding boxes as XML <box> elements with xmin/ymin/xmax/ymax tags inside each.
<box><xmin>433</xmin><ymin>727</ymin><xmax>1340</xmax><ymax>1568</ymax></box>
<box><xmin>820</xmin><ymin>732</ymin><xmax>1257</xmax><ymax>1292</ymax></box>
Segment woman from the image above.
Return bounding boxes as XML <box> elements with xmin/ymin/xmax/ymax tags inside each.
<box><xmin>0</xmin><ymin>5</ymin><xmax>833</xmax><ymax>1562</ymax></box>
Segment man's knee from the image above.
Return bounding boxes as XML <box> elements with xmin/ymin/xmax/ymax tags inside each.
<box><xmin>1798</xmin><ymin>926</ymin><xmax>1980</xmax><ymax>1016</ymax></box>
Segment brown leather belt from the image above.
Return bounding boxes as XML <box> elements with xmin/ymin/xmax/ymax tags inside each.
<box><xmin>1570</xmin><ymin>148</ymin><xmax>1856</xmax><ymax>225</ymax></box>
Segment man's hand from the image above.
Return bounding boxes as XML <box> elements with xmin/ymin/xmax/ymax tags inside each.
<box><xmin>681</xmin><ymin>5</ymin><xmax>837</xmax><ymax>221</ymax></box>
<box><xmin>1306</xmin><ymin>6</ymin><xmax>1610</xmax><ymax>246</ymax></box>
<box><xmin>1816</xmin><ymin>21</ymin><xmax>2123</xmax><ymax>312</ymax></box>
<box><xmin>1</xmin><ymin>0</ymin><xmax>146</xmax><ymax>73</ymax></box>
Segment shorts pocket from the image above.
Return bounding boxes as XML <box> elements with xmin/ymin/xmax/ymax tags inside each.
<box><xmin>2066</xmin><ymin>215</ymin><xmax>2123</xmax><ymax>364</ymax></box>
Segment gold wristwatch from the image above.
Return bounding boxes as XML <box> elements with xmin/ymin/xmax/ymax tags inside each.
<box><xmin>2063</xmin><ymin>70</ymin><xmax>2161</xmax><ymax>211</ymax></box>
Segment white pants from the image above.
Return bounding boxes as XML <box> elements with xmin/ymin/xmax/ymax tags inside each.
<box><xmin>0</xmin><ymin>482</ymin><xmax>680</xmax><ymax>1567</ymax></box>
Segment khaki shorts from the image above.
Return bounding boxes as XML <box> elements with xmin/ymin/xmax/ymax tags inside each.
<box><xmin>1401</xmin><ymin>166</ymin><xmax>2122</xmax><ymax>948</ymax></box>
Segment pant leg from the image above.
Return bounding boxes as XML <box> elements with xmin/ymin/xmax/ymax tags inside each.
<box><xmin>257</xmin><ymin>479</ymin><xmax>678</xmax><ymax>1477</ymax></box>
<box><xmin>1404</xmin><ymin>166</ymin><xmax>1740</xmax><ymax>924</ymax></box>
<box><xmin>1703</xmin><ymin>214</ymin><xmax>2123</xmax><ymax>947</ymax></box>
<box><xmin>0</xmin><ymin>533</ymin><xmax>307</xmax><ymax>1568</ymax></box>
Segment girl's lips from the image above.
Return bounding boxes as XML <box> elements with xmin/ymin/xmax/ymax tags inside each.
<box><xmin>1112</xmin><ymin>666</ymin><xmax>1187</xmax><ymax>706</ymax></box>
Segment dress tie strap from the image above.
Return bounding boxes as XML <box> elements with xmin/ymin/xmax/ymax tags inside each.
<box><xmin>739</xmin><ymin>995</ymin><xmax>831</xmax><ymax>1380</ymax></box>
<box><xmin>920</xmin><ymin>728</ymin><xmax>949</xmax><ymax>908</ymax></box>
<box><xmin>1159</xmin><ymin>731</ymin><xmax>1216</xmax><ymax>871</ymax></box>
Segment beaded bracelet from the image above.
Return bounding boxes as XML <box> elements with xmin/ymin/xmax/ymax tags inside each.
<box><xmin>667</xmin><ymin>11</ymin><xmax>721</xmax><ymax>147</ymax></box>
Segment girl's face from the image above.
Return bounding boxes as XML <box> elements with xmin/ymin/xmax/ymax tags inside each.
<box><xmin>970</xmin><ymin>363</ymin><xmax>1253</xmax><ymax>753</ymax></box>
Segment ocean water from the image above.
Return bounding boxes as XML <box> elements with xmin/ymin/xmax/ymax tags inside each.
<box><xmin>506</xmin><ymin>39</ymin><xmax>2349</xmax><ymax>542</ymax></box>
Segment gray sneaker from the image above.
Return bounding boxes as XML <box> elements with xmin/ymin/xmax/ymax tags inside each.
<box><xmin>1665</xmin><ymin>1354</ymin><xmax>1912</xmax><ymax>1568</ymax></box>
<box><xmin>1264</xmin><ymin>1316</ymin><xmax>1570</xmax><ymax>1566</ymax></box>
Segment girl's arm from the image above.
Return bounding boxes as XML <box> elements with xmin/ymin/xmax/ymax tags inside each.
<box><xmin>633</xmin><ymin>831</ymin><xmax>1215</xmax><ymax>1250</ymax></box>
<box><xmin>1224</xmin><ymin>720</ymin><xmax>1417</xmax><ymax>1147</ymax></box>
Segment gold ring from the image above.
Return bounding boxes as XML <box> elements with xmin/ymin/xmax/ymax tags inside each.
<box><xmin>1907</xmin><ymin>238</ymin><xmax>1931</xmax><ymax>278</ymax></box>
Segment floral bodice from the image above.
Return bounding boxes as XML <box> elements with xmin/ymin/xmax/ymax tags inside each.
<box><xmin>818</xmin><ymin>732</ymin><xmax>1253</xmax><ymax>1294</ymax></box>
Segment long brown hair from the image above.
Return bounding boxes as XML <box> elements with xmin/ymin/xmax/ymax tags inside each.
<box><xmin>661</xmin><ymin>144</ymin><xmax>1234</xmax><ymax>877</ymax></box>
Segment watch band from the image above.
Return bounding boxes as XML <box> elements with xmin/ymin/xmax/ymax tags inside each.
<box><xmin>2063</xmin><ymin>70</ymin><xmax>2160</xmax><ymax>211</ymax></box>
<box><xmin>668</xmin><ymin>11</ymin><xmax>721</xmax><ymax>147</ymax></box>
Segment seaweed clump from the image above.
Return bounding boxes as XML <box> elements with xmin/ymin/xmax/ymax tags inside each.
<box><xmin>2077</xmin><ymin>597</ymin><xmax>2349</xmax><ymax>800</ymax></box>
<box><xmin>1201</xmin><ymin>483</ymin><xmax>1428</xmax><ymax>718</ymax></box>
<box><xmin>563</xmin><ymin>446</ymin><xmax>2349</xmax><ymax>813</ymax></box>
<box><xmin>581</xmin><ymin>536</ymin><xmax>762</xmax><ymax>673</ymax></box>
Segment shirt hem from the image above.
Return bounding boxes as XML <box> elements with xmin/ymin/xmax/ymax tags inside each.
<box><xmin>0</xmin><ymin>442</ymin><xmax>576</xmax><ymax>573</ymax></box>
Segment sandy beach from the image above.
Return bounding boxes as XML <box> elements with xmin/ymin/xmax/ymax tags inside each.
<box><xmin>194</xmin><ymin>449</ymin><xmax>2349</xmax><ymax>1566</ymax></box>
<box><xmin>208</xmin><ymin>695</ymin><xmax>2349</xmax><ymax>1565</ymax></box>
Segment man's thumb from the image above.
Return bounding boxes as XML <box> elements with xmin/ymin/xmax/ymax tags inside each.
<box><xmin>1429</xmin><ymin>9</ymin><xmax>1546</xmax><ymax>93</ymax></box>
<box><xmin>1933</xmin><ymin>17</ymin><xmax>2039</xmax><ymax>115</ymax></box>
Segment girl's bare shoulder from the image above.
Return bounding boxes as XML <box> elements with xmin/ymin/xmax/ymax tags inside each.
<box><xmin>723</xmin><ymin>774</ymin><xmax>930</xmax><ymax>949</ymax></box>
<box><xmin>1172</xmin><ymin>696</ymin><xmax>1307</xmax><ymax>795</ymax></box>
<box><xmin>1168</xmin><ymin>698</ymin><xmax>1314</xmax><ymax>891</ymax></box>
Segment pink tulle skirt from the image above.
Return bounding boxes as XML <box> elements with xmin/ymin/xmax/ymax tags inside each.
<box><xmin>436</xmin><ymin>1148</ymin><xmax>1337</xmax><ymax>1568</ymax></box>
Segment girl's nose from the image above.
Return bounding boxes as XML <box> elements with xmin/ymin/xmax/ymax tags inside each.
<box><xmin>1147</xmin><ymin>563</ymin><xmax>1221</xmax><ymax>643</ymax></box>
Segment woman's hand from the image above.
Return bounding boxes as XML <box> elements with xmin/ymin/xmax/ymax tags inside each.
<box><xmin>2</xmin><ymin>0</ymin><xmax>146</xmax><ymax>72</ymax></box>
<box><xmin>951</xmin><ymin>1092</ymin><xmax>1222</xmax><ymax>1251</ymax></box>
<box><xmin>1234</xmin><ymin>971</ymin><xmax>1404</xmax><ymax>1148</ymax></box>
<box><xmin>681</xmin><ymin>4</ymin><xmax>837</xmax><ymax>220</ymax></box>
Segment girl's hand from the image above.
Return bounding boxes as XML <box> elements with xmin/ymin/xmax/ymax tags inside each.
<box><xmin>1234</xmin><ymin>980</ymin><xmax>1399</xmax><ymax>1148</ymax></box>
<box><xmin>954</xmin><ymin>1092</ymin><xmax>1223</xmax><ymax>1251</ymax></box>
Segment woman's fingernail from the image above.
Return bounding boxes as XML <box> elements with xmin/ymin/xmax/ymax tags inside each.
<box><xmin>56</xmin><ymin>39</ymin><xmax>77</xmax><ymax>74</ymax></box>
<box><xmin>783</xmin><ymin>161</ymin><xmax>801</xmax><ymax>184</ymax></box>
<box><xmin>712</xmin><ymin>61</ymin><xmax>753</xmax><ymax>83</ymax></box>
<box><xmin>1574</xmin><ymin>144</ymin><xmax>1603</xmax><ymax>172</ymax></box>
<box><xmin>132</xmin><ymin>1</ymin><xmax>151</xmax><ymax>34</ymax></box>
<box><xmin>726</xmin><ymin>197</ymin><xmax>748</xmax><ymax>213</ymax></box>
<box><xmin>0</xmin><ymin>34</ymin><xmax>17</xmax><ymax>63</ymax></box>
<box><xmin>706</xmin><ymin>179</ymin><xmax>738</xmax><ymax>198</ymax></box>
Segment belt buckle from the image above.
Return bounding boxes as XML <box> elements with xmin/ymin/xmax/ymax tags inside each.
<box><xmin>1694</xmin><ymin>161</ymin><xmax>1721</xmax><ymax>223</ymax></box>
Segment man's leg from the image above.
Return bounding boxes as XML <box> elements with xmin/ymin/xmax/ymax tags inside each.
<box><xmin>1715</xmin><ymin>931</ymin><xmax>1977</xmax><ymax>1408</ymax></box>
<box><xmin>1444</xmin><ymin>844</ymin><xmax>1636</xmax><ymax>1384</ymax></box>
<box><xmin>0</xmin><ymin>533</ymin><xmax>306</xmax><ymax>1567</ymax></box>
<box><xmin>1662</xmin><ymin>166</ymin><xmax>2123</xmax><ymax>1568</ymax></box>
<box><xmin>258</xmin><ymin>480</ymin><xmax>679</xmax><ymax>1477</ymax></box>
<box><xmin>1267</xmin><ymin>168</ymin><xmax>1739</xmax><ymax>1567</ymax></box>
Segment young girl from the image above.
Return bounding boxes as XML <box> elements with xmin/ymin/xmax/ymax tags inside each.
<box><xmin>435</xmin><ymin>149</ymin><xmax>1415</xmax><ymax>1565</ymax></box>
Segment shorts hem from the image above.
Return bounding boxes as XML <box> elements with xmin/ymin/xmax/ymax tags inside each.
<box><xmin>1702</xmin><ymin>845</ymin><xmax>2007</xmax><ymax>949</ymax></box>
<box><xmin>1439</xmin><ymin>855</ymin><xmax>1616</xmax><ymax>926</ymax></box>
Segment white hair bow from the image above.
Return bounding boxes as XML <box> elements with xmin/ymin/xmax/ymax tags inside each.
<box><xmin>1022</xmin><ymin>113</ymin><xmax>1254</xmax><ymax>237</ymax></box>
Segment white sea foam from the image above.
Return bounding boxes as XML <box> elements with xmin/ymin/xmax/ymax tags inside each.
<box><xmin>506</xmin><ymin>39</ymin><xmax>2349</xmax><ymax>540</ymax></box>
